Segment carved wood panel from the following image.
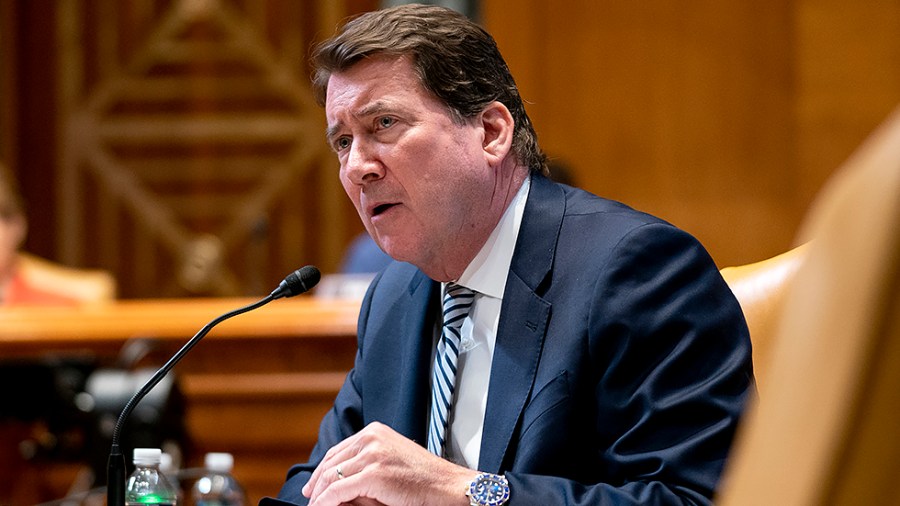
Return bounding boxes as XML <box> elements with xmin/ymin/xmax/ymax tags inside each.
<box><xmin>56</xmin><ymin>0</ymin><xmax>365</xmax><ymax>298</ymax></box>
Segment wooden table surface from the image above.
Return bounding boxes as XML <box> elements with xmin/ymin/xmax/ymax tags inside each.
<box><xmin>0</xmin><ymin>295</ymin><xmax>362</xmax><ymax>505</ymax></box>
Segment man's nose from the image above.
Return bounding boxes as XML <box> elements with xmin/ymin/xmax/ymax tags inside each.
<box><xmin>344</xmin><ymin>140</ymin><xmax>385</xmax><ymax>185</ymax></box>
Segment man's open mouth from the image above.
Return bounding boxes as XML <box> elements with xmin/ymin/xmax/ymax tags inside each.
<box><xmin>373</xmin><ymin>203</ymin><xmax>396</xmax><ymax>216</ymax></box>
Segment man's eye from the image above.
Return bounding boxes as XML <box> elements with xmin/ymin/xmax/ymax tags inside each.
<box><xmin>377</xmin><ymin>117</ymin><xmax>395</xmax><ymax>129</ymax></box>
<box><xmin>335</xmin><ymin>137</ymin><xmax>351</xmax><ymax>151</ymax></box>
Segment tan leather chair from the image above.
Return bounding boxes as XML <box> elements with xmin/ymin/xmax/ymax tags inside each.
<box><xmin>720</xmin><ymin>243</ymin><xmax>809</xmax><ymax>392</ymax></box>
<box><xmin>717</xmin><ymin>106</ymin><xmax>900</xmax><ymax>505</ymax></box>
<box><xmin>17</xmin><ymin>252</ymin><xmax>117</xmax><ymax>303</ymax></box>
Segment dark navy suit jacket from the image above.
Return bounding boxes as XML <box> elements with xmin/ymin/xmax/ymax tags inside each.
<box><xmin>268</xmin><ymin>173</ymin><xmax>754</xmax><ymax>505</ymax></box>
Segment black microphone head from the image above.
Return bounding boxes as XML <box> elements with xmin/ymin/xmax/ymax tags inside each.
<box><xmin>271</xmin><ymin>265</ymin><xmax>321</xmax><ymax>299</ymax></box>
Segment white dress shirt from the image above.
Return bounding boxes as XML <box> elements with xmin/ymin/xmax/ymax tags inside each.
<box><xmin>442</xmin><ymin>175</ymin><xmax>531</xmax><ymax>469</ymax></box>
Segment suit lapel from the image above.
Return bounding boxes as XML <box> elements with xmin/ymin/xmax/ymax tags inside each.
<box><xmin>478</xmin><ymin>174</ymin><xmax>564</xmax><ymax>473</ymax></box>
<box><xmin>392</xmin><ymin>270</ymin><xmax>440</xmax><ymax>446</ymax></box>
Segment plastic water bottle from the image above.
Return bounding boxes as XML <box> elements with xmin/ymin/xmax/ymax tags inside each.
<box><xmin>125</xmin><ymin>448</ymin><xmax>178</xmax><ymax>506</ymax></box>
<box><xmin>191</xmin><ymin>452</ymin><xmax>246</xmax><ymax>506</ymax></box>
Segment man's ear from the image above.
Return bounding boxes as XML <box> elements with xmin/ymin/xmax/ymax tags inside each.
<box><xmin>480</xmin><ymin>101</ymin><xmax>514</xmax><ymax>165</ymax></box>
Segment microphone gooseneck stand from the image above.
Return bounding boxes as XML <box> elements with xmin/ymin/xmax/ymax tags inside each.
<box><xmin>107</xmin><ymin>266</ymin><xmax>320</xmax><ymax>506</ymax></box>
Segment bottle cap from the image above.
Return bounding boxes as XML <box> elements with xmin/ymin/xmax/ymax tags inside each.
<box><xmin>133</xmin><ymin>448</ymin><xmax>162</xmax><ymax>465</ymax></box>
<box><xmin>204</xmin><ymin>452</ymin><xmax>234</xmax><ymax>472</ymax></box>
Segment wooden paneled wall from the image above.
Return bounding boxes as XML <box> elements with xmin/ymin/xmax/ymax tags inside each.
<box><xmin>4</xmin><ymin>1</ymin><xmax>899</xmax><ymax>293</ymax></box>
<box><xmin>4</xmin><ymin>0</ymin><xmax>376</xmax><ymax>299</ymax></box>
<box><xmin>483</xmin><ymin>0</ymin><xmax>900</xmax><ymax>268</ymax></box>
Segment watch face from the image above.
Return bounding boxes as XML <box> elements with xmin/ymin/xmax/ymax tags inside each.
<box><xmin>469</xmin><ymin>473</ymin><xmax>510</xmax><ymax>506</ymax></box>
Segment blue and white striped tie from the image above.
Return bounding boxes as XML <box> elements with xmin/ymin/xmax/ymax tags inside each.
<box><xmin>427</xmin><ymin>283</ymin><xmax>475</xmax><ymax>456</ymax></box>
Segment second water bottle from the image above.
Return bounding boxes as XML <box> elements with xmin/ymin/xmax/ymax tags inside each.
<box><xmin>190</xmin><ymin>452</ymin><xmax>246</xmax><ymax>506</ymax></box>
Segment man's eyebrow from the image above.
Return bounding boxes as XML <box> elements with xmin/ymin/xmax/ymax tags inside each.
<box><xmin>357</xmin><ymin>101</ymin><xmax>394</xmax><ymax>118</ymax></box>
<box><xmin>325</xmin><ymin>122</ymin><xmax>343</xmax><ymax>143</ymax></box>
<box><xmin>325</xmin><ymin>101</ymin><xmax>398</xmax><ymax>142</ymax></box>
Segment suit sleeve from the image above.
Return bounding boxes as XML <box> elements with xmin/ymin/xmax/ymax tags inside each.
<box><xmin>505</xmin><ymin>223</ymin><xmax>754</xmax><ymax>505</ymax></box>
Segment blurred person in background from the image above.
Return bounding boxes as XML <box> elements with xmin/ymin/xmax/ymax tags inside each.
<box><xmin>0</xmin><ymin>167</ymin><xmax>72</xmax><ymax>305</ymax></box>
<box><xmin>0</xmin><ymin>165</ymin><xmax>82</xmax><ymax>305</ymax></box>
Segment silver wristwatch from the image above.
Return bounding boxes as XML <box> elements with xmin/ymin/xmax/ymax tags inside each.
<box><xmin>466</xmin><ymin>473</ymin><xmax>510</xmax><ymax>506</ymax></box>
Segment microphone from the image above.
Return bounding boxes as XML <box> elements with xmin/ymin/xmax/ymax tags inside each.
<box><xmin>270</xmin><ymin>265</ymin><xmax>321</xmax><ymax>299</ymax></box>
<box><xmin>107</xmin><ymin>266</ymin><xmax>321</xmax><ymax>506</ymax></box>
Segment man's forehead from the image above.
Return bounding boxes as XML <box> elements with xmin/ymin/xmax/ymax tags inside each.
<box><xmin>324</xmin><ymin>58</ymin><xmax>430</xmax><ymax>124</ymax></box>
<box><xmin>324</xmin><ymin>77</ymin><xmax>398</xmax><ymax>131</ymax></box>
<box><xmin>326</xmin><ymin>55</ymin><xmax>418</xmax><ymax>101</ymax></box>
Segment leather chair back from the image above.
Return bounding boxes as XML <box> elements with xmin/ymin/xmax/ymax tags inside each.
<box><xmin>717</xmin><ymin>106</ymin><xmax>900</xmax><ymax>505</ymax></box>
<box><xmin>720</xmin><ymin>243</ymin><xmax>808</xmax><ymax>391</ymax></box>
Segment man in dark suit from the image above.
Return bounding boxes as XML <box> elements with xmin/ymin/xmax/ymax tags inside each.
<box><xmin>269</xmin><ymin>4</ymin><xmax>753</xmax><ymax>505</ymax></box>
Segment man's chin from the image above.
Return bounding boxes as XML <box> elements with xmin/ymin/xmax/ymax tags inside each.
<box><xmin>377</xmin><ymin>242</ymin><xmax>418</xmax><ymax>266</ymax></box>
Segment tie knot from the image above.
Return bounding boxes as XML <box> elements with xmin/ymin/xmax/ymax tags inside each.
<box><xmin>443</xmin><ymin>283</ymin><xmax>474</xmax><ymax>331</ymax></box>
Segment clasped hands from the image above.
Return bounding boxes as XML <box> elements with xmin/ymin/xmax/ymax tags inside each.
<box><xmin>302</xmin><ymin>422</ymin><xmax>478</xmax><ymax>506</ymax></box>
